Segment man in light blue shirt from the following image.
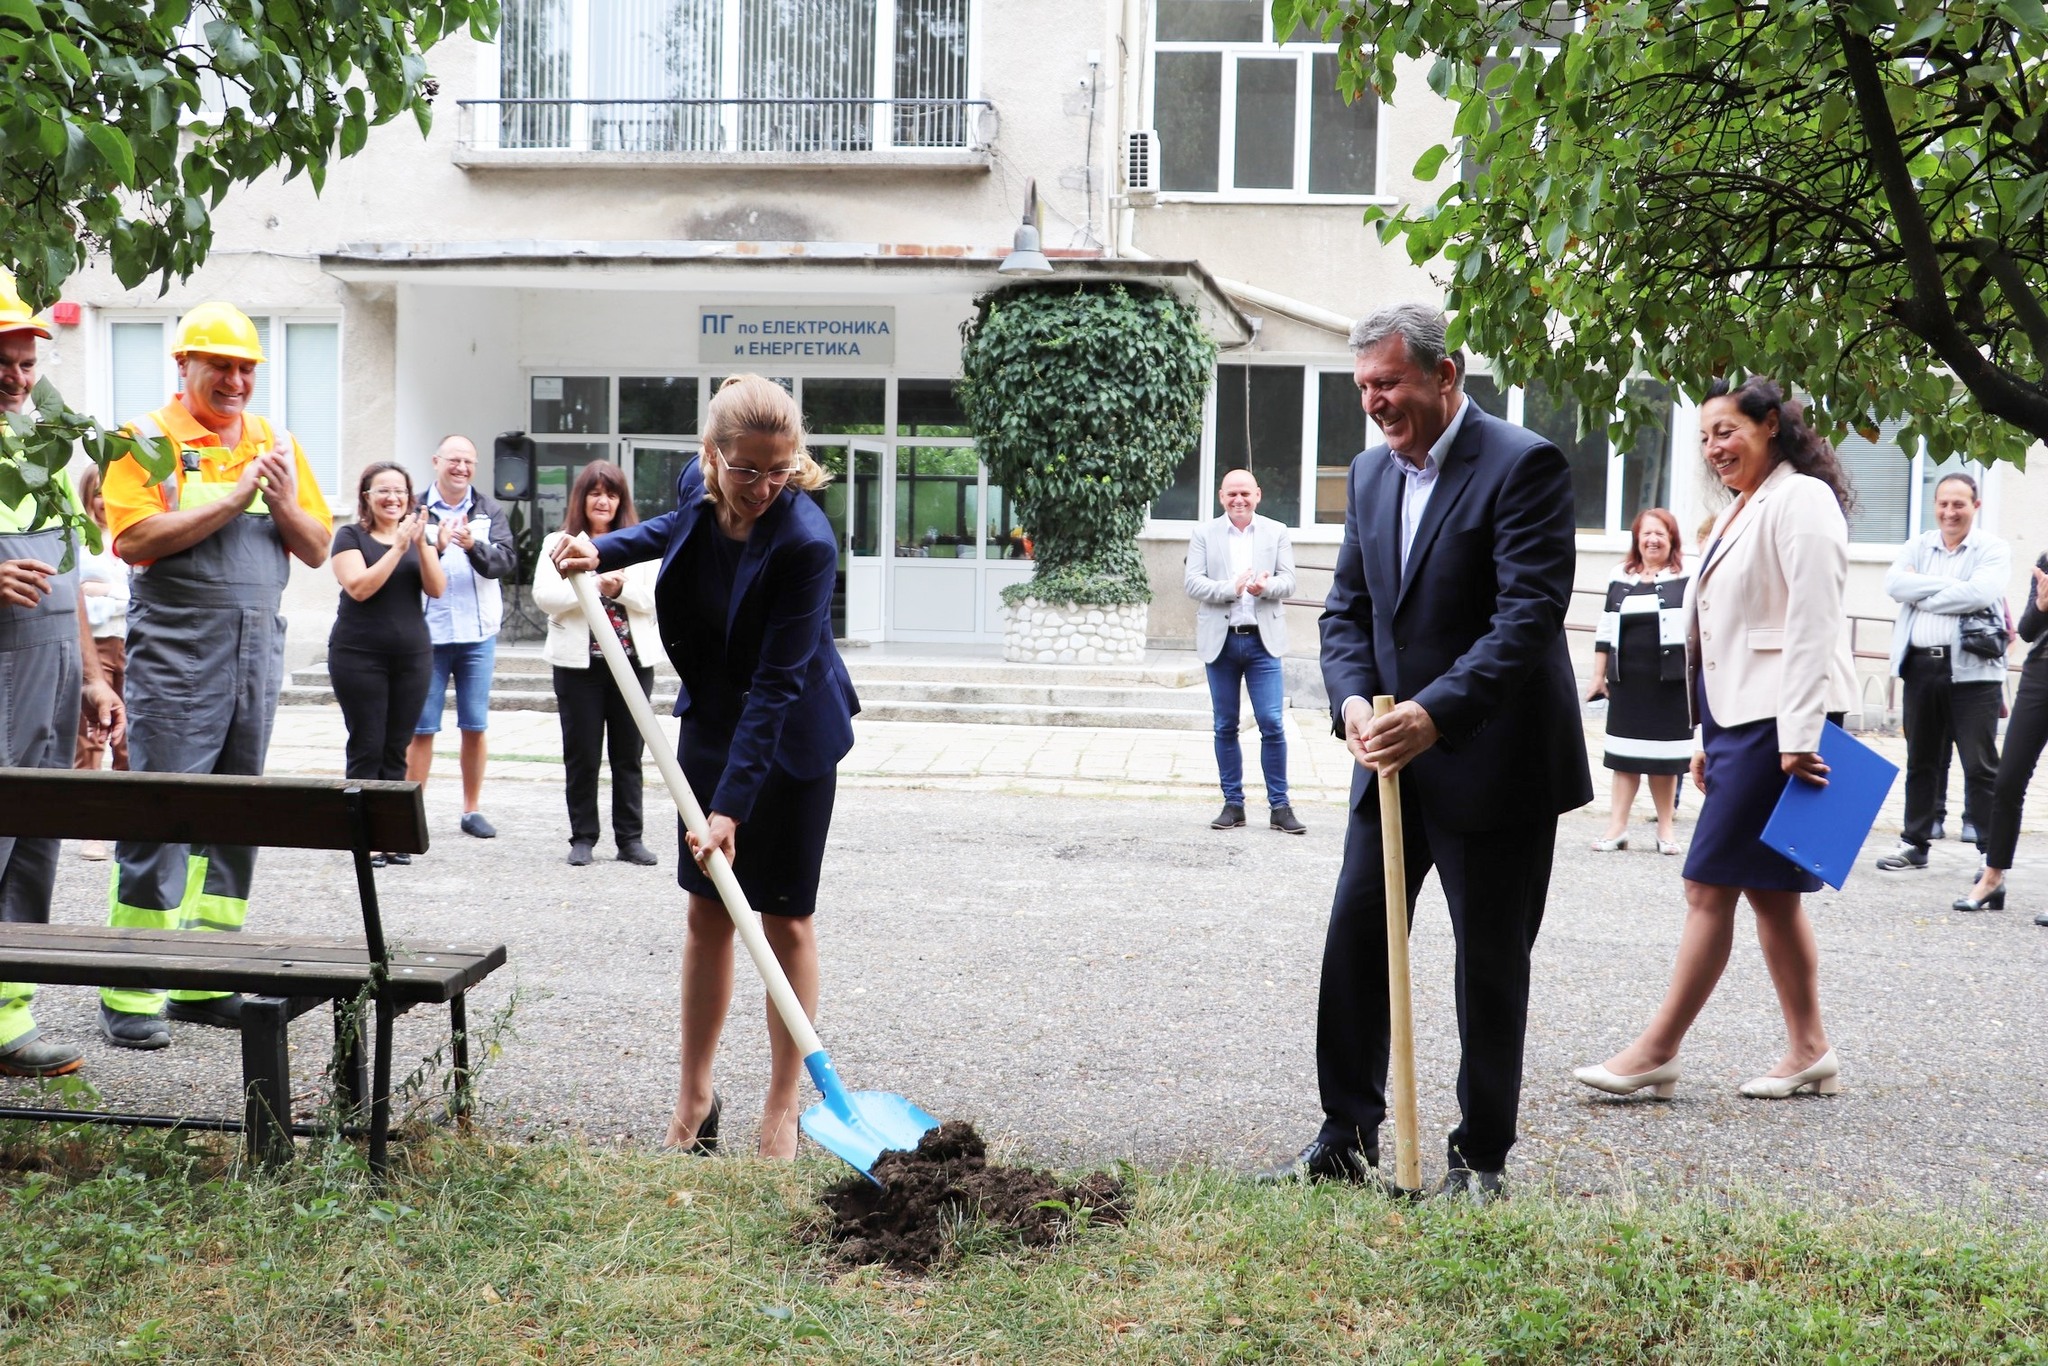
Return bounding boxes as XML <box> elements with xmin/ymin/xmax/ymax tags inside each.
<box><xmin>406</xmin><ymin>435</ymin><xmax>518</xmax><ymax>839</ymax></box>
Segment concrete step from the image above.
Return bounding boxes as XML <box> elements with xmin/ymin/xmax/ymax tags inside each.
<box><xmin>841</xmin><ymin>658</ymin><xmax>1205</xmax><ymax>688</ymax></box>
<box><xmin>854</xmin><ymin>699</ymin><xmax>1231</xmax><ymax>731</ymax></box>
<box><xmin>852</xmin><ymin>680</ymin><xmax>1214</xmax><ymax>710</ymax></box>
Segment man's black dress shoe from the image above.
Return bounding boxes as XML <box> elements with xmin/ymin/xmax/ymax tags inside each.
<box><xmin>617</xmin><ymin>839</ymin><xmax>658</xmax><ymax>866</ymax></box>
<box><xmin>1254</xmin><ymin>1139</ymin><xmax>1380</xmax><ymax>1185</ymax></box>
<box><xmin>1434</xmin><ymin>1167</ymin><xmax>1506</xmax><ymax>1204</ymax></box>
<box><xmin>1960</xmin><ymin>820</ymin><xmax>1980</xmax><ymax>846</ymax></box>
<box><xmin>1210</xmin><ymin>803</ymin><xmax>1247</xmax><ymax>830</ymax></box>
<box><xmin>1270</xmin><ymin>806</ymin><xmax>1307</xmax><ymax>835</ymax></box>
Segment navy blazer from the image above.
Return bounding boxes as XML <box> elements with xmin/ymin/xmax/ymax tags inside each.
<box><xmin>593</xmin><ymin>458</ymin><xmax>858</xmax><ymax>823</ymax></box>
<box><xmin>1319</xmin><ymin>400</ymin><xmax>1593</xmax><ymax>833</ymax></box>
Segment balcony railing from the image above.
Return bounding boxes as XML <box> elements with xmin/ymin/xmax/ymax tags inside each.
<box><xmin>455</xmin><ymin>97</ymin><xmax>997</xmax><ymax>159</ymax></box>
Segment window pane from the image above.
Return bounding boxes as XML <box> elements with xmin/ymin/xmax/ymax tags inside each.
<box><xmin>1315</xmin><ymin>370</ymin><xmax>1365</xmax><ymax>524</ymax></box>
<box><xmin>631</xmin><ymin>445</ymin><xmax>693</xmax><ymax>515</ymax></box>
<box><xmin>896</xmin><ymin>379</ymin><xmax>970</xmax><ymax>435</ymax></box>
<box><xmin>245</xmin><ymin>317</ymin><xmax>272</xmax><ymax>420</ymax></box>
<box><xmin>532</xmin><ymin>442</ymin><xmax>613</xmax><ymax>557</ymax></box>
<box><xmin>1308</xmin><ymin>53</ymin><xmax>1376</xmax><ymax>194</ymax></box>
<box><xmin>619</xmin><ymin>376</ymin><xmax>696</xmax><ymax>435</ymax></box>
<box><xmin>111</xmin><ymin>322</ymin><xmax>165</xmax><ymax>423</ymax></box>
<box><xmin>895</xmin><ymin>445</ymin><xmax>978</xmax><ymax>558</ymax></box>
<box><xmin>1233</xmin><ymin>58</ymin><xmax>1297</xmax><ymax>190</ymax></box>
<box><xmin>283</xmin><ymin>322</ymin><xmax>340</xmax><ymax>493</ymax></box>
<box><xmin>1619</xmin><ymin>380</ymin><xmax>1674</xmax><ymax>529</ymax></box>
<box><xmin>590</xmin><ymin>0</ymin><xmax>722</xmax><ymax>151</ymax></box>
<box><xmin>499</xmin><ymin>0</ymin><xmax>572</xmax><ymax>148</ymax></box>
<box><xmin>1214</xmin><ymin>365</ymin><xmax>1304</xmax><ymax>525</ymax></box>
<box><xmin>1156</xmin><ymin>52</ymin><xmax>1222</xmax><ymax>192</ymax></box>
<box><xmin>894</xmin><ymin>0</ymin><xmax>971</xmax><ymax>148</ymax></box>
<box><xmin>1156</xmin><ymin>0</ymin><xmax>1262</xmax><ymax>41</ymax></box>
<box><xmin>1523</xmin><ymin>379</ymin><xmax>1608</xmax><ymax>531</ymax></box>
<box><xmin>1464</xmin><ymin>373</ymin><xmax>1508</xmax><ymax>419</ymax></box>
<box><xmin>1838</xmin><ymin>420</ymin><xmax>1912</xmax><ymax>544</ymax></box>
<box><xmin>986</xmin><ymin>477</ymin><xmax>1029</xmax><ymax>558</ymax></box>
<box><xmin>1919</xmin><ymin>455</ymin><xmax>1973</xmax><ymax>534</ymax></box>
<box><xmin>804</xmin><ymin>378</ymin><xmax>886</xmax><ymax>433</ymax></box>
<box><xmin>849</xmin><ymin>446</ymin><xmax>881</xmax><ymax>556</ymax></box>
<box><xmin>531</xmin><ymin>376</ymin><xmax>609</xmax><ymax>434</ymax></box>
<box><xmin>1152</xmin><ymin>441</ymin><xmax>1203</xmax><ymax>520</ymax></box>
<box><xmin>739</xmin><ymin>0</ymin><xmax>876</xmax><ymax>153</ymax></box>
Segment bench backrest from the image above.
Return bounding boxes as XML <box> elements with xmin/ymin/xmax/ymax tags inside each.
<box><xmin>0</xmin><ymin>769</ymin><xmax>429</xmax><ymax>855</ymax></box>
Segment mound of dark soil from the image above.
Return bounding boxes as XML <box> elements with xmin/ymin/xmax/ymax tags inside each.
<box><xmin>819</xmin><ymin>1121</ymin><xmax>1127</xmax><ymax>1273</ymax></box>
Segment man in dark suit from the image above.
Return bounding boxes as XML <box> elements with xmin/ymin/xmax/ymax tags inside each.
<box><xmin>1262</xmin><ymin>303</ymin><xmax>1591</xmax><ymax>1200</ymax></box>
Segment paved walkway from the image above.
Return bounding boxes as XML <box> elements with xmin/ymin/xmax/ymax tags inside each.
<box><xmin>20</xmin><ymin>684</ymin><xmax>2046</xmax><ymax>1219</ymax></box>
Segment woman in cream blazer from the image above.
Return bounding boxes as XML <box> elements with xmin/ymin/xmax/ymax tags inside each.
<box><xmin>531</xmin><ymin>461</ymin><xmax>669</xmax><ymax>867</ymax></box>
<box><xmin>1576</xmin><ymin>377</ymin><xmax>1857</xmax><ymax>1105</ymax></box>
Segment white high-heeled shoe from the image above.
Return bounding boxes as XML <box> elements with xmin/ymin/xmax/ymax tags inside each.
<box><xmin>1738</xmin><ymin>1049</ymin><xmax>1841</xmax><ymax>1099</ymax></box>
<box><xmin>1591</xmin><ymin>834</ymin><xmax>1629</xmax><ymax>852</ymax></box>
<box><xmin>1572</xmin><ymin>1058</ymin><xmax>1680</xmax><ymax>1099</ymax></box>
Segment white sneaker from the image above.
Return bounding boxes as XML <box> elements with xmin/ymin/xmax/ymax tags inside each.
<box><xmin>77</xmin><ymin>839</ymin><xmax>108</xmax><ymax>861</ymax></box>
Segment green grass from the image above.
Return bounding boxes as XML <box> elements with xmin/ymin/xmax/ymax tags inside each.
<box><xmin>1</xmin><ymin>1126</ymin><xmax>2044</xmax><ymax>1363</ymax></box>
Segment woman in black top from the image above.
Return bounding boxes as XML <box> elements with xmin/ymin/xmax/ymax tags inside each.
<box><xmin>1955</xmin><ymin>554</ymin><xmax>2048</xmax><ymax>915</ymax></box>
<box><xmin>329</xmin><ymin>462</ymin><xmax>446</xmax><ymax>864</ymax></box>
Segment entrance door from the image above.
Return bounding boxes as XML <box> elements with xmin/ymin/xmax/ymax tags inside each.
<box><xmin>842</xmin><ymin>439</ymin><xmax>886</xmax><ymax>642</ymax></box>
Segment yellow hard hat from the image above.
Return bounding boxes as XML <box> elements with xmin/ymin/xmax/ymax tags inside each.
<box><xmin>172</xmin><ymin>302</ymin><xmax>266</xmax><ymax>363</ymax></box>
<box><xmin>0</xmin><ymin>269</ymin><xmax>53</xmax><ymax>340</ymax></box>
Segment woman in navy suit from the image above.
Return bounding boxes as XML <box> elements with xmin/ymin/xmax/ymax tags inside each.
<box><xmin>552</xmin><ymin>374</ymin><xmax>858</xmax><ymax>1158</ymax></box>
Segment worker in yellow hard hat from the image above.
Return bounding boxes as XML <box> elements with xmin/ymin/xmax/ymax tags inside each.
<box><xmin>0</xmin><ymin>268</ymin><xmax>125</xmax><ymax>1076</ymax></box>
<box><xmin>98</xmin><ymin>302</ymin><xmax>333</xmax><ymax>1050</ymax></box>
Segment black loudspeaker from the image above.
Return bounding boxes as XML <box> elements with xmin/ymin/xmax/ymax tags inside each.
<box><xmin>494</xmin><ymin>432</ymin><xmax>534</xmax><ymax>501</ymax></box>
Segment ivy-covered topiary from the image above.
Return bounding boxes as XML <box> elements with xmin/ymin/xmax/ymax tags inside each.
<box><xmin>958</xmin><ymin>282</ymin><xmax>1215</xmax><ymax>607</ymax></box>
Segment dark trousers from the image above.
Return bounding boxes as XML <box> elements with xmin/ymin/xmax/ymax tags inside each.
<box><xmin>554</xmin><ymin>661</ymin><xmax>652</xmax><ymax>847</ymax></box>
<box><xmin>1317</xmin><ymin>784</ymin><xmax>1556</xmax><ymax>1172</ymax></box>
<box><xmin>1900</xmin><ymin>652</ymin><xmax>2001</xmax><ymax>851</ymax></box>
<box><xmin>1986</xmin><ymin>655</ymin><xmax>2048</xmax><ymax>871</ymax></box>
<box><xmin>329</xmin><ymin>643</ymin><xmax>434</xmax><ymax>782</ymax></box>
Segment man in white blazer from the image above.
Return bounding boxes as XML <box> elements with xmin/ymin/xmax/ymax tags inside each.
<box><xmin>1185</xmin><ymin>468</ymin><xmax>1304</xmax><ymax>833</ymax></box>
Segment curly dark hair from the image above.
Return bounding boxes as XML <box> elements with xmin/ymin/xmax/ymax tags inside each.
<box><xmin>1702</xmin><ymin>376</ymin><xmax>1855</xmax><ymax>512</ymax></box>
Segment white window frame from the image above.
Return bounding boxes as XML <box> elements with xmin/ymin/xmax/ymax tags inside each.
<box><xmin>1149</xmin><ymin>14</ymin><xmax>1391</xmax><ymax>205</ymax></box>
<box><xmin>480</xmin><ymin>0</ymin><xmax>983</xmax><ymax>155</ymax></box>
<box><xmin>96</xmin><ymin>309</ymin><xmax>346</xmax><ymax>502</ymax></box>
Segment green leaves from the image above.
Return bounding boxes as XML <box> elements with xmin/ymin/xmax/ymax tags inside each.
<box><xmin>3</xmin><ymin>379</ymin><xmax>175</xmax><ymax>561</ymax></box>
<box><xmin>1290</xmin><ymin>0</ymin><xmax>2048</xmax><ymax>465</ymax></box>
<box><xmin>3</xmin><ymin>0</ymin><xmax>498</xmax><ymax>306</ymax></box>
<box><xmin>959</xmin><ymin>285</ymin><xmax>1214</xmax><ymax>604</ymax></box>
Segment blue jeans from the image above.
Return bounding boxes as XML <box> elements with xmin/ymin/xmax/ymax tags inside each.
<box><xmin>1207</xmin><ymin>629</ymin><xmax>1288</xmax><ymax>808</ymax></box>
<box><xmin>415</xmin><ymin>637</ymin><xmax>497</xmax><ymax>734</ymax></box>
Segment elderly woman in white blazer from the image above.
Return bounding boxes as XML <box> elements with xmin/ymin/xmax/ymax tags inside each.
<box><xmin>531</xmin><ymin>461</ymin><xmax>669</xmax><ymax>867</ymax></box>
<box><xmin>1576</xmin><ymin>377</ymin><xmax>1857</xmax><ymax>1105</ymax></box>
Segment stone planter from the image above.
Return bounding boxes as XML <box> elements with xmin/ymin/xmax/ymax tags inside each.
<box><xmin>1002</xmin><ymin>597</ymin><xmax>1147</xmax><ymax>664</ymax></box>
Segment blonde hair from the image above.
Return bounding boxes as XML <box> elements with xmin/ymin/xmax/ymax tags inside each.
<box><xmin>700</xmin><ymin>374</ymin><xmax>829</xmax><ymax>507</ymax></box>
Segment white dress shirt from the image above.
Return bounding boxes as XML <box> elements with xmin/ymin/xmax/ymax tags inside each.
<box><xmin>1224</xmin><ymin>519</ymin><xmax>1259</xmax><ymax>626</ymax></box>
<box><xmin>1905</xmin><ymin>530</ymin><xmax>1975</xmax><ymax>650</ymax></box>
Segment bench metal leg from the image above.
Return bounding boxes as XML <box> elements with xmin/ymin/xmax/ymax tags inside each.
<box><xmin>332</xmin><ymin>999</ymin><xmax>370</xmax><ymax>1128</ymax></box>
<box><xmin>449</xmin><ymin>993</ymin><xmax>472</xmax><ymax>1131</ymax></box>
<box><xmin>240</xmin><ymin>995</ymin><xmax>294</xmax><ymax>1169</ymax></box>
<box><xmin>369</xmin><ymin>994</ymin><xmax>395</xmax><ymax>1178</ymax></box>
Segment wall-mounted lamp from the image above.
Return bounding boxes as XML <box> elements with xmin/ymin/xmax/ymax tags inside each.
<box><xmin>998</xmin><ymin>179</ymin><xmax>1053</xmax><ymax>275</ymax></box>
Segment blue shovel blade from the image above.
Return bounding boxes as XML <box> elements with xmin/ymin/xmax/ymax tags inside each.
<box><xmin>802</xmin><ymin>1091</ymin><xmax>940</xmax><ymax>1182</ymax></box>
<box><xmin>801</xmin><ymin>1048</ymin><xmax>938</xmax><ymax>1181</ymax></box>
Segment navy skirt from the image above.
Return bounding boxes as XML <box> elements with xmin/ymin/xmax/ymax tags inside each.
<box><xmin>1681</xmin><ymin>685</ymin><xmax>1822</xmax><ymax>893</ymax></box>
<box><xmin>673</xmin><ymin>721</ymin><xmax>836</xmax><ymax>918</ymax></box>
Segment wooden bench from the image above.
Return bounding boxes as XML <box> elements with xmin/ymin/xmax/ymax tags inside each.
<box><xmin>0</xmin><ymin>768</ymin><xmax>507</xmax><ymax>1173</ymax></box>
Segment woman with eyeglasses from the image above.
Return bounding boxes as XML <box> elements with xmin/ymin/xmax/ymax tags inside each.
<box><xmin>551</xmin><ymin>374</ymin><xmax>858</xmax><ymax>1159</ymax></box>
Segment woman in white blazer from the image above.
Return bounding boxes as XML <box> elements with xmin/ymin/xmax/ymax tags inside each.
<box><xmin>1576</xmin><ymin>376</ymin><xmax>1857</xmax><ymax>1103</ymax></box>
<box><xmin>532</xmin><ymin>461</ymin><xmax>669</xmax><ymax>867</ymax></box>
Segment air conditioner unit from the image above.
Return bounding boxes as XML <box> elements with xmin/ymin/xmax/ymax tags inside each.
<box><xmin>1126</xmin><ymin>130</ymin><xmax>1160</xmax><ymax>202</ymax></box>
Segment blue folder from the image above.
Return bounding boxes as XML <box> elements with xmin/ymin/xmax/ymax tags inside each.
<box><xmin>1759</xmin><ymin>721</ymin><xmax>1900</xmax><ymax>890</ymax></box>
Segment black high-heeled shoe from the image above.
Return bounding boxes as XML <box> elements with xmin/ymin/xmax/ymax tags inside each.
<box><xmin>1953</xmin><ymin>884</ymin><xmax>2006</xmax><ymax>913</ymax></box>
<box><xmin>684</xmin><ymin>1091</ymin><xmax>721</xmax><ymax>1155</ymax></box>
